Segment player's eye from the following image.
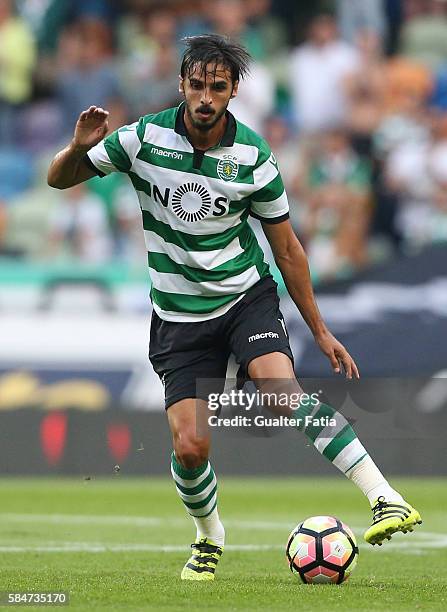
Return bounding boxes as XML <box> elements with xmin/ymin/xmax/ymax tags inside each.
<box><xmin>190</xmin><ymin>81</ymin><xmax>203</xmax><ymax>90</ymax></box>
<box><xmin>213</xmin><ymin>83</ymin><xmax>227</xmax><ymax>92</ymax></box>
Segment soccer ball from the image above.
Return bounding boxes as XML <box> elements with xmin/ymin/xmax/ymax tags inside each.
<box><xmin>286</xmin><ymin>516</ymin><xmax>359</xmax><ymax>584</ymax></box>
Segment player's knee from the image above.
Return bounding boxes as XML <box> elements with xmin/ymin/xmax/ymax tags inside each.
<box><xmin>174</xmin><ymin>436</ymin><xmax>209</xmax><ymax>469</ymax></box>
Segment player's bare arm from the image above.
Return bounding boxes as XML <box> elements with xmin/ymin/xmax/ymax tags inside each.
<box><xmin>47</xmin><ymin>106</ymin><xmax>109</xmax><ymax>189</ymax></box>
<box><xmin>262</xmin><ymin>219</ymin><xmax>360</xmax><ymax>380</ymax></box>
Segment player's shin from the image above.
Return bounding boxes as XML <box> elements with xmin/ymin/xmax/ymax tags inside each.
<box><xmin>170</xmin><ymin>452</ymin><xmax>225</xmax><ymax>546</ymax></box>
<box><xmin>294</xmin><ymin>402</ymin><xmax>404</xmax><ymax>505</ymax></box>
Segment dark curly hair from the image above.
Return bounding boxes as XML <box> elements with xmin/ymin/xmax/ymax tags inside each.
<box><xmin>180</xmin><ymin>34</ymin><xmax>251</xmax><ymax>84</ymax></box>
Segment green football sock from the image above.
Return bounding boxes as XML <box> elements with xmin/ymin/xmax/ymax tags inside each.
<box><xmin>170</xmin><ymin>452</ymin><xmax>225</xmax><ymax>545</ymax></box>
<box><xmin>294</xmin><ymin>401</ymin><xmax>368</xmax><ymax>474</ymax></box>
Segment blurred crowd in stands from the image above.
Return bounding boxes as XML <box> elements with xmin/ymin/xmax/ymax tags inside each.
<box><xmin>2</xmin><ymin>0</ymin><xmax>447</xmax><ymax>282</ymax></box>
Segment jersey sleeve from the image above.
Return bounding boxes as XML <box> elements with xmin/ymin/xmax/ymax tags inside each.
<box><xmin>250</xmin><ymin>146</ymin><xmax>290</xmax><ymax>224</ymax></box>
<box><xmin>85</xmin><ymin>121</ymin><xmax>142</xmax><ymax>177</ymax></box>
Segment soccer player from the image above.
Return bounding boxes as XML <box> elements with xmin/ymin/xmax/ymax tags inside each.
<box><xmin>48</xmin><ymin>35</ymin><xmax>421</xmax><ymax>581</ymax></box>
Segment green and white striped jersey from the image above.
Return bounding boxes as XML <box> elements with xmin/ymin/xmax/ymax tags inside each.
<box><xmin>86</xmin><ymin>103</ymin><xmax>289</xmax><ymax>322</ymax></box>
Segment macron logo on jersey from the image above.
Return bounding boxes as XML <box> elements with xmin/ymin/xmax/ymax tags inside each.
<box><xmin>151</xmin><ymin>147</ymin><xmax>183</xmax><ymax>161</ymax></box>
<box><xmin>248</xmin><ymin>331</ymin><xmax>280</xmax><ymax>343</ymax></box>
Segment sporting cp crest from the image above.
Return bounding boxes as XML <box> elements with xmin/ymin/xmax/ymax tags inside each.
<box><xmin>217</xmin><ymin>155</ymin><xmax>239</xmax><ymax>182</ymax></box>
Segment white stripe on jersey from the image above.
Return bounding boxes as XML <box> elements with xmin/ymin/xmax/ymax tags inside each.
<box><xmin>144</xmin><ymin>231</ymin><xmax>244</xmax><ymax>269</ymax></box>
<box><xmin>143</xmin><ymin>122</ymin><xmax>193</xmax><ymax>152</ymax></box>
<box><xmin>205</xmin><ymin>143</ymin><xmax>260</xmax><ymax>166</ymax></box>
<box><xmin>253</xmin><ymin>158</ymin><xmax>279</xmax><ymax>190</ymax></box>
<box><xmin>118</xmin><ymin>122</ymin><xmax>141</xmax><ymax>164</ymax></box>
<box><xmin>251</xmin><ymin>191</ymin><xmax>289</xmax><ymax>219</ymax></box>
<box><xmin>148</xmin><ymin>265</ymin><xmax>260</xmax><ymax>296</ymax></box>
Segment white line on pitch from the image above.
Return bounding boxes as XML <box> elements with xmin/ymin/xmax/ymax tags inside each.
<box><xmin>0</xmin><ymin>513</ymin><xmax>300</xmax><ymax>530</ymax></box>
<box><xmin>0</xmin><ymin>514</ymin><xmax>443</xmax><ymax>541</ymax></box>
<box><xmin>0</xmin><ymin>513</ymin><xmax>443</xmax><ymax>537</ymax></box>
<box><xmin>0</xmin><ymin>541</ymin><xmax>441</xmax><ymax>554</ymax></box>
<box><xmin>0</xmin><ymin>543</ymin><xmax>281</xmax><ymax>553</ymax></box>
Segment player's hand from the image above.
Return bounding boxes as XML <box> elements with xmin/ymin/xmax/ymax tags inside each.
<box><xmin>314</xmin><ymin>329</ymin><xmax>360</xmax><ymax>379</ymax></box>
<box><xmin>72</xmin><ymin>106</ymin><xmax>109</xmax><ymax>151</ymax></box>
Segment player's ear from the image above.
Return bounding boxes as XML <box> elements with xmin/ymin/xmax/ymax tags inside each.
<box><xmin>230</xmin><ymin>80</ymin><xmax>239</xmax><ymax>99</ymax></box>
<box><xmin>179</xmin><ymin>75</ymin><xmax>185</xmax><ymax>96</ymax></box>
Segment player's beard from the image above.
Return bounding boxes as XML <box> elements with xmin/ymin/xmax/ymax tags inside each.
<box><xmin>185</xmin><ymin>101</ymin><xmax>227</xmax><ymax>132</ymax></box>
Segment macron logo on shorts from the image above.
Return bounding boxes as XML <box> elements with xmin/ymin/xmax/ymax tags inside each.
<box><xmin>248</xmin><ymin>331</ymin><xmax>280</xmax><ymax>343</ymax></box>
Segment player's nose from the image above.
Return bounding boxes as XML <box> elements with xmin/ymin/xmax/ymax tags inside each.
<box><xmin>201</xmin><ymin>88</ymin><xmax>213</xmax><ymax>105</ymax></box>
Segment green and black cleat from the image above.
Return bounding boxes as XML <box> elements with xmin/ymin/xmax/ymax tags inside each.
<box><xmin>181</xmin><ymin>537</ymin><xmax>223</xmax><ymax>581</ymax></box>
<box><xmin>364</xmin><ymin>496</ymin><xmax>422</xmax><ymax>546</ymax></box>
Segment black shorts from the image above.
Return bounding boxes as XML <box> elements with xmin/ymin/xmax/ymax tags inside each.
<box><xmin>149</xmin><ymin>276</ymin><xmax>294</xmax><ymax>409</ymax></box>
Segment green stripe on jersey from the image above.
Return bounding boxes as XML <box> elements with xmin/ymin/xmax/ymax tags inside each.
<box><xmin>252</xmin><ymin>174</ymin><xmax>285</xmax><ymax>202</ymax></box>
<box><xmin>140</xmin><ymin>107</ymin><xmax>177</xmax><ymax>130</ymax></box>
<box><xmin>238</xmin><ymin>224</ymin><xmax>270</xmax><ymax>278</ymax></box>
<box><xmin>151</xmin><ymin>287</ymin><xmax>241</xmax><ymax>314</ymax></box>
<box><xmin>129</xmin><ymin>171</ymin><xmax>152</xmax><ymax>197</ymax></box>
<box><xmin>103</xmin><ymin>131</ymin><xmax>132</xmax><ymax>173</ymax></box>
<box><xmin>148</xmin><ymin>251</ymin><xmax>255</xmax><ymax>283</ymax></box>
<box><xmin>142</xmin><ymin>208</ymin><xmax>249</xmax><ymax>252</ymax></box>
<box><xmin>89</xmin><ymin>105</ymin><xmax>288</xmax><ymax>321</ymax></box>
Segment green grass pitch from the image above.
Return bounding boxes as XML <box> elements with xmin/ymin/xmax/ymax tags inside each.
<box><xmin>0</xmin><ymin>477</ymin><xmax>446</xmax><ymax>611</ymax></box>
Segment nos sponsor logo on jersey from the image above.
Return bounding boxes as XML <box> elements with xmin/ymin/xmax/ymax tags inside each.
<box><xmin>217</xmin><ymin>155</ymin><xmax>239</xmax><ymax>182</ymax></box>
<box><xmin>147</xmin><ymin>180</ymin><xmax>228</xmax><ymax>220</ymax></box>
